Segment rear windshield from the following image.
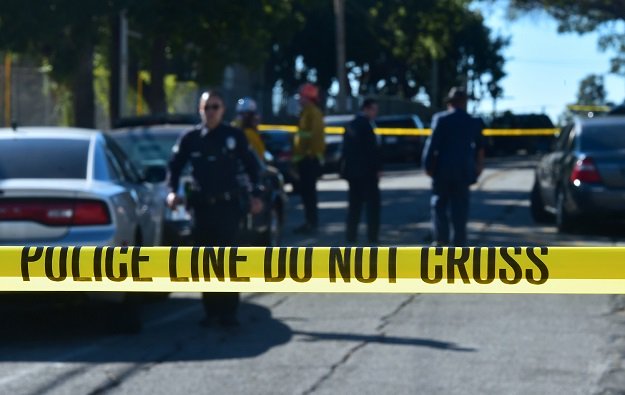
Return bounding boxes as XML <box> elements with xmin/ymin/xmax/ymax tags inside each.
<box><xmin>0</xmin><ymin>138</ymin><xmax>89</xmax><ymax>179</ymax></box>
<box><xmin>111</xmin><ymin>130</ymin><xmax>181</xmax><ymax>167</ymax></box>
<box><xmin>581</xmin><ymin>124</ymin><xmax>625</xmax><ymax>151</ymax></box>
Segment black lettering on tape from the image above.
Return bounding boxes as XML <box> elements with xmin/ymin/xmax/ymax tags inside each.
<box><xmin>21</xmin><ymin>246</ymin><xmax>44</xmax><ymax>281</ymax></box>
<box><xmin>131</xmin><ymin>247</ymin><xmax>151</xmax><ymax>282</ymax></box>
<box><xmin>289</xmin><ymin>247</ymin><xmax>312</xmax><ymax>283</ymax></box>
<box><xmin>190</xmin><ymin>247</ymin><xmax>200</xmax><ymax>281</ymax></box>
<box><xmin>499</xmin><ymin>247</ymin><xmax>522</xmax><ymax>285</ymax></box>
<box><xmin>93</xmin><ymin>247</ymin><xmax>104</xmax><ymax>281</ymax></box>
<box><xmin>354</xmin><ymin>248</ymin><xmax>378</xmax><ymax>283</ymax></box>
<box><xmin>472</xmin><ymin>247</ymin><xmax>496</xmax><ymax>284</ymax></box>
<box><xmin>229</xmin><ymin>247</ymin><xmax>249</xmax><ymax>282</ymax></box>
<box><xmin>526</xmin><ymin>247</ymin><xmax>549</xmax><ymax>285</ymax></box>
<box><xmin>330</xmin><ymin>247</ymin><xmax>351</xmax><ymax>282</ymax></box>
<box><xmin>45</xmin><ymin>246</ymin><xmax>68</xmax><ymax>282</ymax></box>
<box><xmin>169</xmin><ymin>247</ymin><xmax>188</xmax><ymax>282</ymax></box>
<box><xmin>388</xmin><ymin>247</ymin><xmax>397</xmax><ymax>283</ymax></box>
<box><xmin>421</xmin><ymin>247</ymin><xmax>443</xmax><ymax>284</ymax></box>
<box><xmin>72</xmin><ymin>247</ymin><xmax>90</xmax><ymax>281</ymax></box>
<box><xmin>264</xmin><ymin>248</ymin><xmax>286</xmax><ymax>282</ymax></box>
<box><xmin>106</xmin><ymin>247</ymin><xmax>128</xmax><ymax>282</ymax></box>
<box><xmin>447</xmin><ymin>247</ymin><xmax>471</xmax><ymax>284</ymax></box>
<box><xmin>203</xmin><ymin>247</ymin><xmax>226</xmax><ymax>281</ymax></box>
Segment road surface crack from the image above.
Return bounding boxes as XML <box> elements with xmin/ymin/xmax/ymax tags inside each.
<box><xmin>301</xmin><ymin>295</ymin><xmax>417</xmax><ymax>395</ymax></box>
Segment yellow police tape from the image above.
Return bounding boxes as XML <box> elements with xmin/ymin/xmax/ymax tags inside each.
<box><xmin>4</xmin><ymin>246</ymin><xmax>625</xmax><ymax>293</ymax></box>
<box><xmin>258</xmin><ymin>124</ymin><xmax>558</xmax><ymax>137</ymax></box>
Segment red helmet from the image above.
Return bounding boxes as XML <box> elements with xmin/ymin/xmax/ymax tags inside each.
<box><xmin>299</xmin><ymin>83</ymin><xmax>319</xmax><ymax>101</ymax></box>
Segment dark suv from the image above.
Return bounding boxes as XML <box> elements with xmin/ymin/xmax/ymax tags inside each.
<box><xmin>531</xmin><ymin>116</ymin><xmax>625</xmax><ymax>232</ymax></box>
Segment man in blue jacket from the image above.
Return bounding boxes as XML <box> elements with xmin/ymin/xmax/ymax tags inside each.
<box><xmin>422</xmin><ymin>87</ymin><xmax>484</xmax><ymax>247</ymax></box>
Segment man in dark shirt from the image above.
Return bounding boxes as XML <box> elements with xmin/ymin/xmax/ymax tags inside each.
<box><xmin>422</xmin><ymin>87</ymin><xmax>484</xmax><ymax>247</ymax></box>
<box><xmin>167</xmin><ymin>90</ymin><xmax>263</xmax><ymax>327</ymax></box>
<box><xmin>342</xmin><ymin>98</ymin><xmax>381</xmax><ymax>244</ymax></box>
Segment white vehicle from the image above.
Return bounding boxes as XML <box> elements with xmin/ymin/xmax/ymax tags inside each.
<box><xmin>0</xmin><ymin>127</ymin><xmax>167</xmax><ymax>332</ymax></box>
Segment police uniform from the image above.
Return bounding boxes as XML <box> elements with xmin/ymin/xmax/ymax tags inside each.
<box><xmin>168</xmin><ymin>122</ymin><xmax>261</xmax><ymax>325</ymax></box>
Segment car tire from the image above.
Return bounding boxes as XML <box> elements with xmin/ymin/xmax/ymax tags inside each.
<box><xmin>530</xmin><ymin>181</ymin><xmax>552</xmax><ymax>223</ymax></box>
<box><xmin>556</xmin><ymin>189</ymin><xmax>575</xmax><ymax>233</ymax></box>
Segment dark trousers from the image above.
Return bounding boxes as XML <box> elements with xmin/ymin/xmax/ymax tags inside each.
<box><xmin>193</xmin><ymin>199</ymin><xmax>241</xmax><ymax>320</ymax></box>
<box><xmin>346</xmin><ymin>176</ymin><xmax>380</xmax><ymax>243</ymax></box>
<box><xmin>297</xmin><ymin>157</ymin><xmax>320</xmax><ymax>227</ymax></box>
<box><xmin>430</xmin><ymin>180</ymin><xmax>470</xmax><ymax>247</ymax></box>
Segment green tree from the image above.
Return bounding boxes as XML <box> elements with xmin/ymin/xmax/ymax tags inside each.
<box><xmin>0</xmin><ymin>0</ymin><xmax>115</xmax><ymax>127</ymax></box>
<box><xmin>576</xmin><ymin>74</ymin><xmax>606</xmax><ymax>105</ymax></box>
<box><xmin>264</xmin><ymin>0</ymin><xmax>507</xmax><ymax>109</ymax></box>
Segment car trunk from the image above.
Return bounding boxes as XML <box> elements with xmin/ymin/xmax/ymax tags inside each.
<box><xmin>586</xmin><ymin>150</ymin><xmax>625</xmax><ymax>188</ymax></box>
<box><xmin>0</xmin><ymin>179</ymin><xmax>98</xmax><ymax>242</ymax></box>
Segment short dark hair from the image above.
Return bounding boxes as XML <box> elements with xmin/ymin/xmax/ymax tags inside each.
<box><xmin>199</xmin><ymin>90</ymin><xmax>225</xmax><ymax>108</ymax></box>
<box><xmin>361</xmin><ymin>98</ymin><xmax>377</xmax><ymax>110</ymax></box>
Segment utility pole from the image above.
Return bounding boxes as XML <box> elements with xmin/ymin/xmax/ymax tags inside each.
<box><xmin>334</xmin><ymin>0</ymin><xmax>347</xmax><ymax>113</ymax></box>
<box><xmin>119</xmin><ymin>9</ymin><xmax>128</xmax><ymax>119</ymax></box>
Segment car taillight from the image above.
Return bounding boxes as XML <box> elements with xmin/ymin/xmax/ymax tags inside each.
<box><xmin>72</xmin><ymin>201</ymin><xmax>111</xmax><ymax>225</ymax></box>
<box><xmin>0</xmin><ymin>199</ymin><xmax>111</xmax><ymax>226</ymax></box>
<box><xmin>570</xmin><ymin>157</ymin><xmax>602</xmax><ymax>184</ymax></box>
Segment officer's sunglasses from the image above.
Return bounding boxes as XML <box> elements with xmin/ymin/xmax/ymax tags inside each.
<box><xmin>204</xmin><ymin>103</ymin><xmax>221</xmax><ymax>111</ymax></box>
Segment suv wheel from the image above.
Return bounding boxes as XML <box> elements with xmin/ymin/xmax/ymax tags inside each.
<box><xmin>530</xmin><ymin>181</ymin><xmax>552</xmax><ymax>223</ymax></box>
<box><xmin>556</xmin><ymin>190</ymin><xmax>575</xmax><ymax>233</ymax></box>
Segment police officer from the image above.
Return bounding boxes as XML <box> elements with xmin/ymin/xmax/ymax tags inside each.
<box><xmin>342</xmin><ymin>98</ymin><xmax>381</xmax><ymax>244</ymax></box>
<box><xmin>233</xmin><ymin>97</ymin><xmax>266</xmax><ymax>160</ymax></box>
<box><xmin>421</xmin><ymin>87</ymin><xmax>485</xmax><ymax>247</ymax></box>
<box><xmin>167</xmin><ymin>90</ymin><xmax>263</xmax><ymax>327</ymax></box>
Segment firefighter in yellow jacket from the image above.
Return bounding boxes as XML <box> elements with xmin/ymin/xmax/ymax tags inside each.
<box><xmin>293</xmin><ymin>83</ymin><xmax>325</xmax><ymax>234</ymax></box>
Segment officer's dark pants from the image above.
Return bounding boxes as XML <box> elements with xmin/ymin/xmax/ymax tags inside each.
<box><xmin>297</xmin><ymin>157</ymin><xmax>320</xmax><ymax>227</ymax></box>
<box><xmin>346</xmin><ymin>176</ymin><xmax>380</xmax><ymax>243</ymax></box>
<box><xmin>193</xmin><ymin>199</ymin><xmax>241</xmax><ymax>321</ymax></box>
<box><xmin>430</xmin><ymin>179</ymin><xmax>470</xmax><ymax>247</ymax></box>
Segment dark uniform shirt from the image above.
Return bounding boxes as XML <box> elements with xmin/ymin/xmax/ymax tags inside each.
<box><xmin>422</xmin><ymin>109</ymin><xmax>484</xmax><ymax>186</ymax></box>
<box><xmin>341</xmin><ymin>113</ymin><xmax>381</xmax><ymax>180</ymax></box>
<box><xmin>168</xmin><ymin>123</ymin><xmax>260</xmax><ymax>196</ymax></box>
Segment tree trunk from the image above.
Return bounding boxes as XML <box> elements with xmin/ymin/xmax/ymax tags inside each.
<box><xmin>109</xmin><ymin>13</ymin><xmax>120</xmax><ymax>127</ymax></box>
<box><xmin>72</xmin><ymin>44</ymin><xmax>95</xmax><ymax>128</ymax></box>
<box><xmin>144</xmin><ymin>35</ymin><xmax>167</xmax><ymax>114</ymax></box>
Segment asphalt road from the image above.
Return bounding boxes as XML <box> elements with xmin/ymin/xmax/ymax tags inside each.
<box><xmin>2</xmin><ymin>156</ymin><xmax>625</xmax><ymax>395</ymax></box>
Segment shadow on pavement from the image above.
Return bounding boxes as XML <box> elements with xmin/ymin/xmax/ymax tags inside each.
<box><xmin>0</xmin><ymin>297</ymin><xmax>292</xmax><ymax>363</ymax></box>
<box><xmin>294</xmin><ymin>330</ymin><xmax>475</xmax><ymax>352</ymax></box>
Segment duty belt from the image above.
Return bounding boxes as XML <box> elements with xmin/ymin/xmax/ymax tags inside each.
<box><xmin>205</xmin><ymin>191</ymin><xmax>235</xmax><ymax>205</ymax></box>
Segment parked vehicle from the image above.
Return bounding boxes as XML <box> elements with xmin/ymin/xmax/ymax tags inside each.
<box><xmin>111</xmin><ymin>120</ymin><xmax>287</xmax><ymax>246</ymax></box>
<box><xmin>531</xmin><ymin>117</ymin><xmax>625</xmax><ymax>232</ymax></box>
<box><xmin>0</xmin><ymin>127</ymin><xmax>166</xmax><ymax>330</ymax></box>
<box><xmin>259</xmin><ymin>129</ymin><xmax>296</xmax><ymax>185</ymax></box>
<box><xmin>324</xmin><ymin>113</ymin><xmax>426</xmax><ymax>167</ymax></box>
<box><xmin>375</xmin><ymin>114</ymin><xmax>426</xmax><ymax>163</ymax></box>
<box><xmin>487</xmin><ymin>112</ymin><xmax>555</xmax><ymax>156</ymax></box>
<box><xmin>0</xmin><ymin>127</ymin><xmax>165</xmax><ymax>247</ymax></box>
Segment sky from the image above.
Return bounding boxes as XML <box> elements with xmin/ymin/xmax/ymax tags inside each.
<box><xmin>475</xmin><ymin>2</ymin><xmax>625</xmax><ymax>123</ymax></box>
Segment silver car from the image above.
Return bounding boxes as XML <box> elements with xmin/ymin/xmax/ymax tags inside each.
<box><xmin>0</xmin><ymin>127</ymin><xmax>165</xmax><ymax>247</ymax></box>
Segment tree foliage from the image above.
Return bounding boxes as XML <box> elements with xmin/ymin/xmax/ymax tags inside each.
<box><xmin>577</xmin><ymin>74</ymin><xmax>606</xmax><ymax>105</ymax></box>
<box><xmin>265</xmin><ymin>0</ymin><xmax>507</xmax><ymax>108</ymax></box>
<box><xmin>0</xmin><ymin>0</ymin><xmax>508</xmax><ymax>125</ymax></box>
